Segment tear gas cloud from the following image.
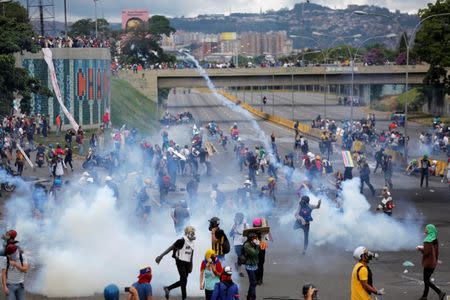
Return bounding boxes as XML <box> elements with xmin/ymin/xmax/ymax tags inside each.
<box><xmin>1</xmin><ymin>55</ymin><xmax>422</xmax><ymax>297</ymax></box>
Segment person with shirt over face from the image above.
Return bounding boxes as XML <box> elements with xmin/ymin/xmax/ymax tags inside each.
<box><xmin>417</xmin><ymin>224</ymin><xmax>446</xmax><ymax>300</ymax></box>
<box><xmin>156</xmin><ymin>226</ymin><xmax>196</xmax><ymax>300</ymax></box>
<box><xmin>294</xmin><ymin>196</ymin><xmax>321</xmax><ymax>255</ymax></box>
<box><xmin>211</xmin><ymin>266</ymin><xmax>240</xmax><ymax>300</ymax></box>
<box><xmin>209</xmin><ymin>217</ymin><xmax>229</xmax><ymax>262</ymax></box>
<box><xmin>127</xmin><ymin>267</ymin><xmax>153</xmax><ymax>300</ymax></box>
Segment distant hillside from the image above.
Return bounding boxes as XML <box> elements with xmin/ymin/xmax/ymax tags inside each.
<box><xmin>170</xmin><ymin>3</ymin><xmax>420</xmax><ymax>48</ymax></box>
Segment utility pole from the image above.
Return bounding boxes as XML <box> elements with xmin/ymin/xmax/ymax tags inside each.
<box><xmin>94</xmin><ymin>0</ymin><xmax>98</xmax><ymax>38</ymax></box>
<box><xmin>64</xmin><ymin>0</ymin><xmax>67</xmax><ymax>38</ymax></box>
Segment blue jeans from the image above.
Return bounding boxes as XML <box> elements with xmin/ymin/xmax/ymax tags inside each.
<box><xmin>246</xmin><ymin>269</ymin><xmax>257</xmax><ymax>300</ymax></box>
<box><xmin>6</xmin><ymin>283</ymin><xmax>25</xmax><ymax>300</ymax></box>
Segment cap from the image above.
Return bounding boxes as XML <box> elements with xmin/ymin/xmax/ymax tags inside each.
<box><xmin>7</xmin><ymin>230</ymin><xmax>17</xmax><ymax>240</ymax></box>
<box><xmin>139</xmin><ymin>266</ymin><xmax>152</xmax><ymax>276</ymax></box>
<box><xmin>223</xmin><ymin>266</ymin><xmax>232</xmax><ymax>275</ymax></box>
<box><xmin>253</xmin><ymin>218</ymin><xmax>262</xmax><ymax>227</ymax></box>
<box><xmin>353</xmin><ymin>246</ymin><xmax>367</xmax><ymax>260</ymax></box>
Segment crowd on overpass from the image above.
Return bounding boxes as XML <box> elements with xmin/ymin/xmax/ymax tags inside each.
<box><xmin>34</xmin><ymin>35</ymin><xmax>111</xmax><ymax>48</ymax></box>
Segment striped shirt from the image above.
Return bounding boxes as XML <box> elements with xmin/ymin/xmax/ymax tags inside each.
<box><xmin>0</xmin><ymin>254</ymin><xmax>28</xmax><ymax>284</ymax></box>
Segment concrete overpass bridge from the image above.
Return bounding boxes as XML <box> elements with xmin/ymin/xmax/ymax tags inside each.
<box><xmin>119</xmin><ymin>64</ymin><xmax>429</xmax><ymax>104</ymax></box>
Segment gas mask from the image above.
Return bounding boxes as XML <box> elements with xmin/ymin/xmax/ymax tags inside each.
<box><xmin>187</xmin><ymin>231</ymin><xmax>196</xmax><ymax>241</ymax></box>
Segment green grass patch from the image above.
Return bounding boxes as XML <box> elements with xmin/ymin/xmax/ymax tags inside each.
<box><xmin>371</xmin><ymin>88</ymin><xmax>427</xmax><ymax>112</ymax></box>
<box><xmin>110</xmin><ymin>77</ymin><xmax>159</xmax><ymax>134</ymax></box>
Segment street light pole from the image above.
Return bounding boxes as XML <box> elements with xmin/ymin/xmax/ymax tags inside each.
<box><xmin>64</xmin><ymin>0</ymin><xmax>68</xmax><ymax>38</ymax></box>
<box><xmin>94</xmin><ymin>0</ymin><xmax>98</xmax><ymax>38</ymax></box>
<box><xmin>354</xmin><ymin>11</ymin><xmax>450</xmax><ymax>162</ymax></box>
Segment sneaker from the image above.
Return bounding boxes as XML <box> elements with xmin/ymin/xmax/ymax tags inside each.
<box><xmin>164</xmin><ymin>287</ymin><xmax>170</xmax><ymax>299</ymax></box>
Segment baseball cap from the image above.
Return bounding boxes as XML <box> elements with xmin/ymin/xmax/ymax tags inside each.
<box><xmin>139</xmin><ymin>266</ymin><xmax>152</xmax><ymax>276</ymax></box>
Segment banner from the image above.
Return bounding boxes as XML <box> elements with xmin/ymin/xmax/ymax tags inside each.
<box><xmin>16</xmin><ymin>143</ymin><xmax>34</xmax><ymax>169</ymax></box>
<box><xmin>342</xmin><ymin>150</ymin><xmax>354</xmax><ymax>168</ymax></box>
<box><xmin>42</xmin><ymin>48</ymin><xmax>79</xmax><ymax>132</ymax></box>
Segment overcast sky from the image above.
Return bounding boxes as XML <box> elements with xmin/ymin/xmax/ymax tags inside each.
<box><xmin>19</xmin><ymin>0</ymin><xmax>430</xmax><ymax>22</ymax></box>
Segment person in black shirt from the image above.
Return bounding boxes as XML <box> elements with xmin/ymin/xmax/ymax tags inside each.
<box><xmin>420</xmin><ymin>154</ymin><xmax>430</xmax><ymax>188</ymax></box>
<box><xmin>156</xmin><ymin>226</ymin><xmax>196</xmax><ymax>300</ymax></box>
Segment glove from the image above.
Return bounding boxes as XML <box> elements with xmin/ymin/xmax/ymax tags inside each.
<box><xmin>155</xmin><ymin>256</ymin><xmax>162</xmax><ymax>264</ymax></box>
<box><xmin>377</xmin><ymin>288</ymin><xmax>385</xmax><ymax>295</ymax></box>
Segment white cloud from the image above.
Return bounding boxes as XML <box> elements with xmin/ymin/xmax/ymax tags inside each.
<box><xmin>20</xmin><ymin>0</ymin><xmax>429</xmax><ymax>22</ymax></box>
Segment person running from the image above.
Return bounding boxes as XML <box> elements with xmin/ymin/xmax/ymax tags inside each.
<box><xmin>351</xmin><ymin>246</ymin><xmax>384</xmax><ymax>300</ymax></box>
<box><xmin>156</xmin><ymin>226</ymin><xmax>196</xmax><ymax>300</ymax></box>
<box><xmin>211</xmin><ymin>266</ymin><xmax>240</xmax><ymax>300</ymax></box>
<box><xmin>294</xmin><ymin>196</ymin><xmax>321</xmax><ymax>255</ymax></box>
<box><xmin>359</xmin><ymin>162</ymin><xmax>375</xmax><ymax>196</ymax></box>
<box><xmin>417</xmin><ymin>224</ymin><xmax>446</xmax><ymax>300</ymax></box>
<box><xmin>200</xmin><ymin>250</ymin><xmax>223</xmax><ymax>300</ymax></box>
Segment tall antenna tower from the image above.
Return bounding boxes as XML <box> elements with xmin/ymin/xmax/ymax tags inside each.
<box><xmin>27</xmin><ymin>0</ymin><xmax>56</xmax><ymax>36</ymax></box>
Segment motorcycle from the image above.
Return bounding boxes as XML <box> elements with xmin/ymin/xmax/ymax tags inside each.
<box><xmin>0</xmin><ymin>165</ymin><xmax>18</xmax><ymax>193</ymax></box>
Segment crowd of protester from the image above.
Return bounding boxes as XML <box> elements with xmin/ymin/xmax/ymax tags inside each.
<box><xmin>34</xmin><ymin>35</ymin><xmax>111</xmax><ymax>48</ymax></box>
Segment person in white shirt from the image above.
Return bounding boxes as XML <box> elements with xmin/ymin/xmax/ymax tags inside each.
<box><xmin>230</xmin><ymin>212</ymin><xmax>247</xmax><ymax>277</ymax></box>
<box><xmin>1</xmin><ymin>244</ymin><xmax>29</xmax><ymax>300</ymax></box>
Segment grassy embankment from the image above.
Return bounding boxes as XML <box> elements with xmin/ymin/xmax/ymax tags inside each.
<box><xmin>110</xmin><ymin>77</ymin><xmax>159</xmax><ymax>134</ymax></box>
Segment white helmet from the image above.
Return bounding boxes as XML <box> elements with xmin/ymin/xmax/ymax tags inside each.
<box><xmin>82</xmin><ymin>172</ymin><xmax>90</xmax><ymax>177</ymax></box>
<box><xmin>104</xmin><ymin>176</ymin><xmax>112</xmax><ymax>181</ymax></box>
<box><xmin>353</xmin><ymin>246</ymin><xmax>367</xmax><ymax>260</ymax></box>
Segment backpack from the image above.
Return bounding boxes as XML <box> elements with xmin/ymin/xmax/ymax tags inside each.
<box><xmin>238</xmin><ymin>242</ymin><xmax>248</xmax><ymax>265</ymax></box>
<box><xmin>6</xmin><ymin>252</ymin><xmax>24</xmax><ymax>278</ymax></box>
<box><xmin>222</xmin><ymin>233</ymin><xmax>230</xmax><ymax>255</ymax></box>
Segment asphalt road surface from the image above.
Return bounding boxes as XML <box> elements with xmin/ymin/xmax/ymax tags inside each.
<box><xmin>164</xmin><ymin>89</ymin><xmax>450</xmax><ymax>300</ymax></box>
<box><xmin>2</xmin><ymin>89</ymin><xmax>449</xmax><ymax>300</ymax></box>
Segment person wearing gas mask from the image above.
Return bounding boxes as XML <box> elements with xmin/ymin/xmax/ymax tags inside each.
<box><xmin>294</xmin><ymin>195</ymin><xmax>321</xmax><ymax>255</ymax></box>
<box><xmin>351</xmin><ymin>246</ymin><xmax>384</xmax><ymax>300</ymax></box>
<box><xmin>155</xmin><ymin>226</ymin><xmax>196</xmax><ymax>300</ymax></box>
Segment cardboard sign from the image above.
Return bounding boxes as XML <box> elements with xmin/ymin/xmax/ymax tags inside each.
<box><xmin>243</xmin><ymin>226</ymin><xmax>271</xmax><ymax>237</ymax></box>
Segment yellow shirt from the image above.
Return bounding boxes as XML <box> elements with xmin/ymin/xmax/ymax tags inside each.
<box><xmin>351</xmin><ymin>262</ymin><xmax>370</xmax><ymax>300</ymax></box>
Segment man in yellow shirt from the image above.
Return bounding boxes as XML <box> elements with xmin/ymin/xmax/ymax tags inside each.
<box><xmin>351</xmin><ymin>246</ymin><xmax>384</xmax><ymax>300</ymax></box>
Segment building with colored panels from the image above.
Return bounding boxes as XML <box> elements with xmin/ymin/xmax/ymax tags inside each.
<box><xmin>15</xmin><ymin>48</ymin><xmax>111</xmax><ymax>129</ymax></box>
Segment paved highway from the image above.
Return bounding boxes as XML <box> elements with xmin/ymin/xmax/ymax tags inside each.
<box><xmin>165</xmin><ymin>89</ymin><xmax>450</xmax><ymax>300</ymax></box>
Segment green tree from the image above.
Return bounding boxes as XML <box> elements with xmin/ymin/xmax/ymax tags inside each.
<box><xmin>0</xmin><ymin>2</ymin><xmax>48</xmax><ymax>115</ymax></box>
<box><xmin>148</xmin><ymin>15</ymin><xmax>175</xmax><ymax>39</ymax></box>
<box><xmin>120</xmin><ymin>16</ymin><xmax>176</xmax><ymax>65</ymax></box>
<box><xmin>70</xmin><ymin>18</ymin><xmax>110</xmax><ymax>37</ymax></box>
<box><xmin>414</xmin><ymin>0</ymin><xmax>450</xmax><ymax>105</ymax></box>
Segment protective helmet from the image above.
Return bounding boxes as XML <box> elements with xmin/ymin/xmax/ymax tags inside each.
<box><xmin>244</xmin><ymin>179</ymin><xmax>252</xmax><ymax>186</ymax></box>
<box><xmin>353</xmin><ymin>246</ymin><xmax>368</xmax><ymax>260</ymax></box>
<box><xmin>253</xmin><ymin>218</ymin><xmax>262</xmax><ymax>227</ymax></box>
<box><xmin>205</xmin><ymin>249</ymin><xmax>215</xmax><ymax>261</ymax></box>
<box><xmin>268</xmin><ymin>177</ymin><xmax>275</xmax><ymax>183</ymax></box>
<box><xmin>209</xmin><ymin>217</ymin><xmax>220</xmax><ymax>228</ymax></box>
<box><xmin>104</xmin><ymin>176</ymin><xmax>112</xmax><ymax>182</ymax></box>
<box><xmin>223</xmin><ymin>266</ymin><xmax>233</xmax><ymax>275</ymax></box>
<box><xmin>308</xmin><ymin>152</ymin><xmax>315</xmax><ymax>159</ymax></box>
<box><xmin>82</xmin><ymin>172</ymin><xmax>90</xmax><ymax>177</ymax></box>
<box><xmin>184</xmin><ymin>226</ymin><xmax>196</xmax><ymax>241</ymax></box>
